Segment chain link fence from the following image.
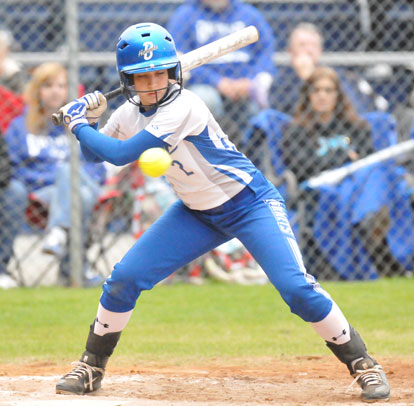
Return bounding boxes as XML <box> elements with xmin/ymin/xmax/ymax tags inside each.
<box><xmin>0</xmin><ymin>0</ymin><xmax>413</xmax><ymax>287</ymax></box>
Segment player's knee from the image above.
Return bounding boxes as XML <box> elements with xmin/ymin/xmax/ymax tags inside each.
<box><xmin>101</xmin><ymin>262</ymin><xmax>154</xmax><ymax>312</ymax></box>
<box><xmin>280</xmin><ymin>285</ymin><xmax>331</xmax><ymax>322</ymax></box>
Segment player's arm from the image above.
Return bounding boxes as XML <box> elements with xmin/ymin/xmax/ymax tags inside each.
<box><xmin>59</xmin><ymin>97</ymin><xmax>167</xmax><ymax>165</ymax></box>
<box><xmin>59</xmin><ymin>98</ymin><xmax>168</xmax><ymax>166</ymax></box>
<box><xmin>74</xmin><ymin>124</ymin><xmax>166</xmax><ymax>166</ymax></box>
<box><xmin>79</xmin><ymin>122</ymin><xmax>105</xmax><ymax>163</ymax></box>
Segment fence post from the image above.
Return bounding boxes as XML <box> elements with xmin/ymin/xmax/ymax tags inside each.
<box><xmin>66</xmin><ymin>0</ymin><xmax>83</xmax><ymax>287</ymax></box>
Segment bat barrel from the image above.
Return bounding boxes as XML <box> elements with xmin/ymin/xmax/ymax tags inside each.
<box><xmin>180</xmin><ymin>25</ymin><xmax>259</xmax><ymax>72</ymax></box>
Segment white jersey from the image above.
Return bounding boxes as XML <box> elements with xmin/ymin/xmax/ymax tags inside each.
<box><xmin>101</xmin><ymin>89</ymin><xmax>257</xmax><ymax>210</ymax></box>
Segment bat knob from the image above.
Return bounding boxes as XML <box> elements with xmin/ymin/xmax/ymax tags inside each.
<box><xmin>52</xmin><ymin>112</ymin><xmax>63</xmax><ymax>126</ymax></box>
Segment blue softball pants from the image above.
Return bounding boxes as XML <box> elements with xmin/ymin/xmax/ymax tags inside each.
<box><xmin>100</xmin><ymin>172</ymin><xmax>333</xmax><ymax>323</ymax></box>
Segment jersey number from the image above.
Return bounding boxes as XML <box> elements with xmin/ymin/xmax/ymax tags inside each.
<box><xmin>172</xmin><ymin>160</ymin><xmax>194</xmax><ymax>176</ymax></box>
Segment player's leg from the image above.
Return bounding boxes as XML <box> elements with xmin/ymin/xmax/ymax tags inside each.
<box><xmin>56</xmin><ymin>199</ymin><xmax>229</xmax><ymax>395</ymax></box>
<box><xmin>234</xmin><ymin>195</ymin><xmax>390</xmax><ymax>402</ymax></box>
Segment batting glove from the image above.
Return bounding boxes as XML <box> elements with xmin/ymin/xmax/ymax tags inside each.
<box><xmin>59</xmin><ymin>100</ymin><xmax>88</xmax><ymax>132</ymax></box>
<box><xmin>80</xmin><ymin>91</ymin><xmax>107</xmax><ymax>125</ymax></box>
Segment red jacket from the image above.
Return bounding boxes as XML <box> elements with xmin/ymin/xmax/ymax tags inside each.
<box><xmin>0</xmin><ymin>85</ymin><xmax>24</xmax><ymax>133</ymax></box>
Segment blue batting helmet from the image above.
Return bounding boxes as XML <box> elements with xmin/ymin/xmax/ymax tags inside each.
<box><xmin>116</xmin><ymin>23</ymin><xmax>182</xmax><ymax>106</ymax></box>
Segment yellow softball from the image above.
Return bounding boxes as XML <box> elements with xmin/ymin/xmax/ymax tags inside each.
<box><xmin>138</xmin><ymin>148</ymin><xmax>172</xmax><ymax>177</ymax></box>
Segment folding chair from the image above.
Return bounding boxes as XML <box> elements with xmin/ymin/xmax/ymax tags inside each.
<box><xmin>8</xmin><ymin>163</ymin><xmax>144</xmax><ymax>286</ymax></box>
<box><xmin>86</xmin><ymin>162</ymin><xmax>146</xmax><ymax>275</ymax></box>
<box><xmin>8</xmin><ymin>193</ymin><xmax>59</xmax><ymax>287</ymax></box>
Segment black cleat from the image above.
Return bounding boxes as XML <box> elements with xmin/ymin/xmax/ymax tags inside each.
<box><xmin>350</xmin><ymin>358</ymin><xmax>390</xmax><ymax>402</ymax></box>
<box><xmin>56</xmin><ymin>358</ymin><xmax>105</xmax><ymax>395</ymax></box>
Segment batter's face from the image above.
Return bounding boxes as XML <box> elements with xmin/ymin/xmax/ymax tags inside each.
<box><xmin>39</xmin><ymin>72</ymin><xmax>68</xmax><ymax>112</ymax></box>
<box><xmin>309</xmin><ymin>77</ymin><xmax>338</xmax><ymax>115</ymax></box>
<box><xmin>133</xmin><ymin>70</ymin><xmax>169</xmax><ymax>106</ymax></box>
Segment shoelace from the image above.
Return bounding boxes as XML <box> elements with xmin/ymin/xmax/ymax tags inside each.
<box><xmin>64</xmin><ymin>361</ymin><xmax>104</xmax><ymax>391</ymax></box>
<box><xmin>346</xmin><ymin>366</ymin><xmax>383</xmax><ymax>393</ymax></box>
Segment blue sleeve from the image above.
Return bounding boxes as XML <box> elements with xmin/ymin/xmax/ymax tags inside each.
<box><xmin>74</xmin><ymin>124</ymin><xmax>167</xmax><ymax>166</ymax></box>
<box><xmin>79</xmin><ymin>123</ymin><xmax>104</xmax><ymax>162</ymax></box>
<box><xmin>81</xmin><ymin>143</ymin><xmax>103</xmax><ymax>163</ymax></box>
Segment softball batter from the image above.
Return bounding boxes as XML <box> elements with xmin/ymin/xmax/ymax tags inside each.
<box><xmin>56</xmin><ymin>23</ymin><xmax>389</xmax><ymax>402</ymax></box>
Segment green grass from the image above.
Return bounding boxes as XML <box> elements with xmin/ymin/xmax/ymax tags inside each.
<box><xmin>1</xmin><ymin>278</ymin><xmax>413</xmax><ymax>364</ymax></box>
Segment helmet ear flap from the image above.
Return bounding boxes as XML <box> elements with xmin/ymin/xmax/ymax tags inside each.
<box><xmin>119</xmin><ymin>72</ymin><xmax>138</xmax><ymax>104</ymax></box>
<box><xmin>125</xmin><ymin>73</ymin><xmax>134</xmax><ymax>87</ymax></box>
<box><xmin>167</xmin><ymin>62</ymin><xmax>182</xmax><ymax>83</ymax></box>
<box><xmin>167</xmin><ymin>68</ymin><xmax>175</xmax><ymax>80</ymax></box>
<box><xmin>119</xmin><ymin>72</ymin><xmax>134</xmax><ymax>89</ymax></box>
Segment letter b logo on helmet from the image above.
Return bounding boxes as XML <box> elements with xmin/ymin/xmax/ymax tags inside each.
<box><xmin>139</xmin><ymin>41</ymin><xmax>158</xmax><ymax>60</ymax></box>
<box><xmin>116</xmin><ymin>23</ymin><xmax>180</xmax><ymax>79</ymax></box>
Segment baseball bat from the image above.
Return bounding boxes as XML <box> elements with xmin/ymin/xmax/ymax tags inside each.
<box><xmin>52</xmin><ymin>25</ymin><xmax>259</xmax><ymax>126</ymax></box>
<box><xmin>302</xmin><ymin>139</ymin><xmax>414</xmax><ymax>189</ymax></box>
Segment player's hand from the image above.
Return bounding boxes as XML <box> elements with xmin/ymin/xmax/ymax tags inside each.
<box><xmin>80</xmin><ymin>91</ymin><xmax>107</xmax><ymax>124</ymax></box>
<box><xmin>58</xmin><ymin>100</ymin><xmax>88</xmax><ymax>132</ymax></box>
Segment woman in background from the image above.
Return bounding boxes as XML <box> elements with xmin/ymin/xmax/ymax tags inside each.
<box><xmin>4</xmin><ymin>62</ymin><xmax>106</xmax><ymax>287</ymax></box>
<box><xmin>282</xmin><ymin>66</ymin><xmax>407</xmax><ymax>278</ymax></box>
<box><xmin>282</xmin><ymin>66</ymin><xmax>373</xmax><ymax>182</ymax></box>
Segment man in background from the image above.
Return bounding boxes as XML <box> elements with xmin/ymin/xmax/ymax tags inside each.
<box><xmin>270</xmin><ymin>22</ymin><xmax>388</xmax><ymax>116</ymax></box>
<box><xmin>167</xmin><ymin>0</ymin><xmax>277</xmax><ymax>147</ymax></box>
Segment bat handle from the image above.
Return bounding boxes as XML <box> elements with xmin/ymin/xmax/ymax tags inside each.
<box><xmin>51</xmin><ymin>87</ymin><xmax>123</xmax><ymax>126</ymax></box>
<box><xmin>104</xmin><ymin>87</ymin><xmax>123</xmax><ymax>100</ymax></box>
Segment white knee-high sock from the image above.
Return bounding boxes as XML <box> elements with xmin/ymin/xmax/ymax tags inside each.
<box><xmin>94</xmin><ymin>303</ymin><xmax>133</xmax><ymax>336</ymax></box>
<box><xmin>311</xmin><ymin>301</ymin><xmax>351</xmax><ymax>344</ymax></box>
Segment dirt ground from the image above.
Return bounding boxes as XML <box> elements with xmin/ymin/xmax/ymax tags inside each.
<box><xmin>0</xmin><ymin>356</ymin><xmax>413</xmax><ymax>406</ymax></box>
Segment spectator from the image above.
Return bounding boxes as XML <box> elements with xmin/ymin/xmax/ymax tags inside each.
<box><xmin>393</xmin><ymin>68</ymin><xmax>414</xmax><ymax>143</ymax></box>
<box><xmin>0</xmin><ymin>28</ymin><xmax>25</xmax><ymax>93</ymax></box>
<box><xmin>270</xmin><ymin>22</ymin><xmax>388</xmax><ymax>116</ymax></box>
<box><xmin>0</xmin><ymin>85</ymin><xmax>24</xmax><ymax>134</ymax></box>
<box><xmin>0</xmin><ymin>128</ymin><xmax>15</xmax><ymax>288</ymax></box>
<box><xmin>282</xmin><ymin>66</ymin><xmax>409</xmax><ymax>278</ymax></box>
<box><xmin>0</xmin><ymin>29</ymin><xmax>25</xmax><ymax>133</ymax></box>
<box><xmin>167</xmin><ymin>0</ymin><xmax>276</xmax><ymax>147</ymax></box>
<box><xmin>282</xmin><ymin>67</ymin><xmax>373</xmax><ymax>183</ymax></box>
<box><xmin>4</xmin><ymin>62</ymin><xmax>107</xmax><ymax>287</ymax></box>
